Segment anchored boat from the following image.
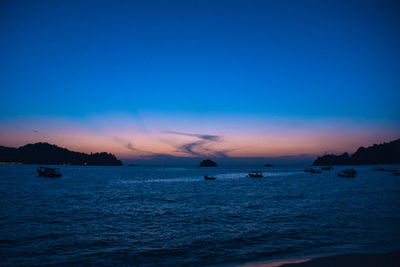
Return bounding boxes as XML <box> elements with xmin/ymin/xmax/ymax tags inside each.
<box><xmin>338</xmin><ymin>169</ymin><xmax>356</xmax><ymax>178</ymax></box>
<box><xmin>248</xmin><ymin>172</ymin><xmax>263</xmax><ymax>178</ymax></box>
<box><xmin>37</xmin><ymin>167</ymin><xmax>62</xmax><ymax>178</ymax></box>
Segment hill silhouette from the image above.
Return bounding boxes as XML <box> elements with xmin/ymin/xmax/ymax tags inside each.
<box><xmin>199</xmin><ymin>159</ymin><xmax>218</xmax><ymax>167</ymax></box>
<box><xmin>0</xmin><ymin>142</ymin><xmax>122</xmax><ymax>166</ymax></box>
<box><xmin>313</xmin><ymin>138</ymin><xmax>400</xmax><ymax>166</ymax></box>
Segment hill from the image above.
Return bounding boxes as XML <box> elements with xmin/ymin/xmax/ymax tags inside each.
<box><xmin>198</xmin><ymin>159</ymin><xmax>218</xmax><ymax>167</ymax></box>
<box><xmin>313</xmin><ymin>138</ymin><xmax>400</xmax><ymax>166</ymax></box>
<box><xmin>0</xmin><ymin>142</ymin><xmax>123</xmax><ymax>166</ymax></box>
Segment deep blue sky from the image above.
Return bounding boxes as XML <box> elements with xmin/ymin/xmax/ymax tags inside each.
<box><xmin>1</xmin><ymin>0</ymin><xmax>399</xmax><ymax>119</ymax></box>
<box><xmin>0</xmin><ymin>1</ymin><xmax>399</xmax><ymax>158</ymax></box>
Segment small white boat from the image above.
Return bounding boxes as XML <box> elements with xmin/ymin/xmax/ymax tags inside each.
<box><xmin>248</xmin><ymin>172</ymin><xmax>263</xmax><ymax>178</ymax></box>
<box><xmin>37</xmin><ymin>167</ymin><xmax>62</xmax><ymax>178</ymax></box>
<box><xmin>310</xmin><ymin>168</ymin><xmax>322</xmax><ymax>173</ymax></box>
<box><xmin>305</xmin><ymin>168</ymin><xmax>322</xmax><ymax>173</ymax></box>
<box><xmin>338</xmin><ymin>169</ymin><xmax>356</xmax><ymax>178</ymax></box>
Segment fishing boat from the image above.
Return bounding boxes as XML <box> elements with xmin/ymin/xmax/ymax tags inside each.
<box><xmin>204</xmin><ymin>175</ymin><xmax>216</xmax><ymax>180</ymax></box>
<box><xmin>338</xmin><ymin>169</ymin><xmax>356</xmax><ymax>178</ymax></box>
<box><xmin>393</xmin><ymin>172</ymin><xmax>400</xmax><ymax>176</ymax></box>
<box><xmin>37</xmin><ymin>167</ymin><xmax>62</xmax><ymax>178</ymax></box>
<box><xmin>322</xmin><ymin>166</ymin><xmax>333</xmax><ymax>171</ymax></box>
<box><xmin>304</xmin><ymin>168</ymin><xmax>313</xmax><ymax>172</ymax></box>
<box><xmin>248</xmin><ymin>172</ymin><xmax>263</xmax><ymax>178</ymax></box>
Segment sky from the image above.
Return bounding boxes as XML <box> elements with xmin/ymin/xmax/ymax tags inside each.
<box><xmin>0</xmin><ymin>0</ymin><xmax>400</xmax><ymax>161</ymax></box>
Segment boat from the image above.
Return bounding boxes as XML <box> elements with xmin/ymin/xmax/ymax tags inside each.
<box><xmin>310</xmin><ymin>168</ymin><xmax>322</xmax><ymax>173</ymax></box>
<box><xmin>372</xmin><ymin>167</ymin><xmax>385</xmax><ymax>171</ymax></box>
<box><xmin>204</xmin><ymin>175</ymin><xmax>216</xmax><ymax>180</ymax></box>
<box><xmin>322</xmin><ymin>166</ymin><xmax>333</xmax><ymax>171</ymax></box>
<box><xmin>304</xmin><ymin>168</ymin><xmax>313</xmax><ymax>172</ymax></box>
<box><xmin>248</xmin><ymin>172</ymin><xmax>263</xmax><ymax>178</ymax></box>
<box><xmin>338</xmin><ymin>172</ymin><xmax>355</xmax><ymax>178</ymax></box>
<box><xmin>37</xmin><ymin>167</ymin><xmax>62</xmax><ymax>178</ymax></box>
<box><xmin>338</xmin><ymin>169</ymin><xmax>356</xmax><ymax>178</ymax></box>
<box><xmin>345</xmin><ymin>169</ymin><xmax>357</xmax><ymax>175</ymax></box>
<box><xmin>393</xmin><ymin>172</ymin><xmax>400</xmax><ymax>176</ymax></box>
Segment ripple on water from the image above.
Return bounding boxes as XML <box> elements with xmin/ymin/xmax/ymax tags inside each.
<box><xmin>0</xmin><ymin>165</ymin><xmax>400</xmax><ymax>266</ymax></box>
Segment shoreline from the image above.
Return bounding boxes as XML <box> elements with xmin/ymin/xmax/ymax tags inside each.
<box><xmin>240</xmin><ymin>249</ymin><xmax>400</xmax><ymax>267</ymax></box>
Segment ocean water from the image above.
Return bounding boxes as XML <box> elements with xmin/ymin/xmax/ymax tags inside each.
<box><xmin>0</xmin><ymin>164</ymin><xmax>399</xmax><ymax>266</ymax></box>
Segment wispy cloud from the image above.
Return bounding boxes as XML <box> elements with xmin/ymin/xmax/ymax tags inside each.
<box><xmin>113</xmin><ymin>137</ymin><xmax>136</xmax><ymax>151</ymax></box>
<box><xmin>113</xmin><ymin>136</ymin><xmax>154</xmax><ymax>155</ymax></box>
<box><xmin>162</xmin><ymin>131</ymin><xmax>228</xmax><ymax>157</ymax></box>
<box><xmin>162</xmin><ymin>131</ymin><xmax>220</xmax><ymax>141</ymax></box>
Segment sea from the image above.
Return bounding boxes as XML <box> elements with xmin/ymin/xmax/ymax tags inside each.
<box><xmin>0</xmin><ymin>164</ymin><xmax>399</xmax><ymax>266</ymax></box>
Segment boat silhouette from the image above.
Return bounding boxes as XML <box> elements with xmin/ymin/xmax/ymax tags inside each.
<box><xmin>37</xmin><ymin>167</ymin><xmax>62</xmax><ymax>178</ymax></box>
<box><xmin>248</xmin><ymin>172</ymin><xmax>263</xmax><ymax>178</ymax></box>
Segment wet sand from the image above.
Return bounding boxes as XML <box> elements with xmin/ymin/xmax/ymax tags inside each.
<box><xmin>242</xmin><ymin>249</ymin><xmax>400</xmax><ymax>267</ymax></box>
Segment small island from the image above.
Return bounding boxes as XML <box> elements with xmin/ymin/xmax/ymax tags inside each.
<box><xmin>0</xmin><ymin>142</ymin><xmax>123</xmax><ymax>166</ymax></box>
<box><xmin>313</xmin><ymin>138</ymin><xmax>400</xmax><ymax>166</ymax></box>
<box><xmin>199</xmin><ymin>159</ymin><xmax>218</xmax><ymax>167</ymax></box>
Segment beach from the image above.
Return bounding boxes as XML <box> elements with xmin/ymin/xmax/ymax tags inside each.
<box><xmin>242</xmin><ymin>249</ymin><xmax>400</xmax><ymax>267</ymax></box>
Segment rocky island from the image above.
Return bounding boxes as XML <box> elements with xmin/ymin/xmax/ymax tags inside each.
<box><xmin>199</xmin><ymin>159</ymin><xmax>218</xmax><ymax>167</ymax></box>
<box><xmin>0</xmin><ymin>142</ymin><xmax>123</xmax><ymax>166</ymax></box>
<box><xmin>313</xmin><ymin>138</ymin><xmax>400</xmax><ymax>166</ymax></box>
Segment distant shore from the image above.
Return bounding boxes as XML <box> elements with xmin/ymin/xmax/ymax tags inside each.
<box><xmin>313</xmin><ymin>138</ymin><xmax>400</xmax><ymax>166</ymax></box>
<box><xmin>241</xmin><ymin>249</ymin><xmax>400</xmax><ymax>267</ymax></box>
<box><xmin>0</xmin><ymin>142</ymin><xmax>122</xmax><ymax>166</ymax></box>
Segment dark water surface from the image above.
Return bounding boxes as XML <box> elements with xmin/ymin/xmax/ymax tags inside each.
<box><xmin>0</xmin><ymin>165</ymin><xmax>400</xmax><ymax>266</ymax></box>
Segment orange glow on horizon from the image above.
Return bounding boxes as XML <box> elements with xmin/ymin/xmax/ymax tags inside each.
<box><xmin>0</xmin><ymin>114</ymin><xmax>399</xmax><ymax>159</ymax></box>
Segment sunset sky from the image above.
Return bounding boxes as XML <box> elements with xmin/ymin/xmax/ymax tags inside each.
<box><xmin>1</xmin><ymin>0</ymin><xmax>399</xmax><ymax>160</ymax></box>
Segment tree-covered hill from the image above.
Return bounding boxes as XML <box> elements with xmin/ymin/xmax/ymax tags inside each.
<box><xmin>0</xmin><ymin>142</ymin><xmax>122</xmax><ymax>166</ymax></box>
<box><xmin>313</xmin><ymin>139</ymin><xmax>400</xmax><ymax>166</ymax></box>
